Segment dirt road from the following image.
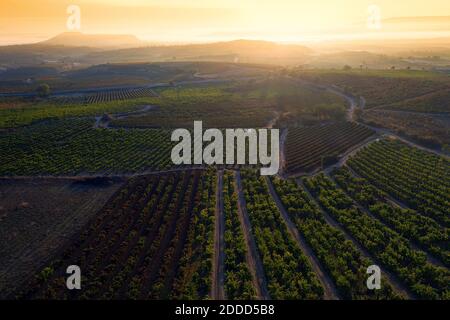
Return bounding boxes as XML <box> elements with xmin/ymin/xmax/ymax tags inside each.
<box><xmin>291</xmin><ymin>77</ymin><xmax>449</xmax><ymax>159</ymax></box>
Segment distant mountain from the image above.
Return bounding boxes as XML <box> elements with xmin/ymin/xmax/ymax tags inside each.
<box><xmin>190</xmin><ymin>39</ymin><xmax>312</xmax><ymax>53</ymax></box>
<box><xmin>42</xmin><ymin>32</ymin><xmax>145</xmax><ymax>49</ymax></box>
<box><xmin>0</xmin><ymin>37</ymin><xmax>312</xmax><ymax>68</ymax></box>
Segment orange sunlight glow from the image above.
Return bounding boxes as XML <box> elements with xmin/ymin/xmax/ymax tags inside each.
<box><xmin>1</xmin><ymin>0</ymin><xmax>450</xmax><ymax>45</ymax></box>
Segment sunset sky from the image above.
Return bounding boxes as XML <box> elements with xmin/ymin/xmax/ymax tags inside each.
<box><xmin>1</xmin><ymin>0</ymin><xmax>450</xmax><ymax>45</ymax></box>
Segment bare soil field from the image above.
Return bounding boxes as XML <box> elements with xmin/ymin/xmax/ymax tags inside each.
<box><xmin>0</xmin><ymin>177</ymin><xmax>124</xmax><ymax>298</ymax></box>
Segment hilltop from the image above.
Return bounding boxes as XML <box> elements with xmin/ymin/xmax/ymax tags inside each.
<box><xmin>41</xmin><ymin>32</ymin><xmax>145</xmax><ymax>49</ymax></box>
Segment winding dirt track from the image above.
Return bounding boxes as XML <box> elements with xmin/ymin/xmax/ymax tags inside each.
<box><xmin>291</xmin><ymin>76</ymin><xmax>449</xmax><ymax>160</ymax></box>
<box><xmin>233</xmin><ymin>170</ymin><xmax>271</xmax><ymax>300</ymax></box>
<box><xmin>328</xmin><ymin>84</ymin><xmax>449</xmax><ymax>159</ymax></box>
<box><xmin>264</xmin><ymin>176</ymin><xmax>340</xmax><ymax>300</ymax></box>
<box><xmin>296</xmin><ymin>178</ymin><xmax>415</xmax><ymax>300</ymax></box>
<box><xmin>211</xmin><ymin>170</ymin><xmax>225</xmax><ymax>300</ymax></box>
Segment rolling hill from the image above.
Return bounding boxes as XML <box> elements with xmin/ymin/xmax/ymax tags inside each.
<box><xmin>42</xmin><ymin>32</ymin><xmax>145</xmax><ymax>49</ymax></box>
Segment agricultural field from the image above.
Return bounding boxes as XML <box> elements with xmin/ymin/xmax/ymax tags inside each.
<box><xmin>269</xmin><ymin>176</ymin><xmax>399</xmax><ymax>299</ymax></box>
<box><xmin>239</xmin><ymin>168</ymin><xmax>324</xmax><ymax>299</ymax></box>
<box><xmin>0</xmin><ymin>75</ymin><xmax>349</xmax><ymax>130</ymax></box>
<box><xmin>0</xmin><ymin>177</ymin><xmax>123</xmax><ymax>298</ymax></box>
<box><xmin>303</xmin><ymin>173</ymin><xmax>450</xmax><ymax>299</ymax></box>
<box><xmin>0</xmin><ymin>61</ymin><xmax>216</xmax><ymax>94</ymax></box>
<box><xmin>111</xmin><ymin>77</ymin><xmax>347</xmax><ymax>129</ymax></box>
<box><xmin>2</xmin><ymin>0</ymin><xmax>450</xmax><ymax>309</ymax></box>
<box><xmin>347</xmin><ymin>139</ymin><xmax>450</xmax><ymax>227</ymax></box>
<box><xmin>379</xmin><ymin>89</ymin><xmax>450</xmax><ymax>113</ymax></box>
<box><xmin>0</xmin><ymin>97</ymin><xmax>34</xmax><ymax>110</ymax></box>
<box><xmin>0</xmin><ymin>60</ymin><xmax>449</xmax><ymax>302</ymax></box>
<box><xmin>330</xmin><ymin>167</ymin><xmax>449</xmax><ymax>267</ymax></box>
<box><xmin>17</xmin><ymin>169</ymin><xmax>216</xmax><ymax>299</ymax></box>
<box><xmin>362</xmin><ymin>110</ymin><xmax>450</xmax><ymax>149</ymax></box>
<box><xmin>294</xmin><ymin>69</ymin><xmax>450</xmax><ymax>108</ymax></box>
<box><xmin>111</xmin><ymin>84</ymin><xmax>275</xmax><ymax>129</ymax></box>
<box><xmin>0</xmin><ymin>119</ymin><xmax>175</xmax><ymax>176</ymax></box>
<box><xmin>0</xmin><ymin>96</ymin><xmax>157</xmax><ymax>129</ymax></box>
<box><xmin>284</xmin><ymin>121</ymin><xmax>375</xmax><ymax>174</ymax></box>
<box><xmin>291</xmin><ymin>69</ymin><xmax>450</xmax><ymax>149</ymax></box>
<box><xmin>222</xmin><ymin>171</ymin><xmax>257</xmax><ymax>299</ymax></box>
<box><xmin>52</xmin><ymin>87</ymin><xmax>159</xmax><ymax>105</ymax></box>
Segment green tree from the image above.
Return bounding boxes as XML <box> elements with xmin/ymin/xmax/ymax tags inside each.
<box><xmin>36</xmin><ymin>83</ymin><xmax>51</xmax><ymax>98</ymax></box>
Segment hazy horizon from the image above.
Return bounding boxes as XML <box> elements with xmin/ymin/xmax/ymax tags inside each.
<box><xmin>1</xmin><ymin>0</ymin><xmax>450</xmax><ymax>46</ymax></box>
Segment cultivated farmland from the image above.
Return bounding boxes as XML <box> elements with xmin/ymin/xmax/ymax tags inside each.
<box><xmin>1</xmin><ymin>61</ymin><xmax>449</xmax><ymax>302</ymax></box>
<box><xmin>18</xmin><ymin>169</ymin><xmax>217</xmax><ymax>300</ymax></box>
<box><xmin>284</xmin><ymin>121</ymin><xmax>375</xmax><ymax>174</ymax></box>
